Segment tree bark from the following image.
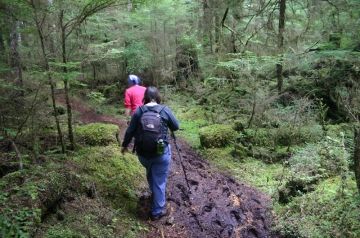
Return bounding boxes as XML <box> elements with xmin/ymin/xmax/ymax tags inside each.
<box><xmin>203</xmin><ymin>0</ymin><xmax>213</xmax><ymax>53</ymax></box>
<box><xmin>9</xmin><ymin>21</ymin><xmax>23</xmax><ymax>96</ymax></box>
<box><xmin>354</xmin><ymin>127</ymin><xmax>360</xmax><ymax>193</ymax></box>
<box><xmin>31</xmin><ymin>0</ymin><xmax>65</xmax><ymax>153</ymax></box>
<box><xmin>60</xmin><ymin>10</ymin><xmax>75</xmax><ymax>150</ymax></box>
<box><xmin>0</xmin><ymin>31</ymin><xmax>4</xmax><ymax>53</ymax></box>
<box><xmin>214</xmin><ymin>13</ymin><xmax>221</xmax><ymax>52</ymax></box>
<box><xmin>276</xmin><ymin>0</ymin><xmax>286</xmax><ymax>94</ymax></box>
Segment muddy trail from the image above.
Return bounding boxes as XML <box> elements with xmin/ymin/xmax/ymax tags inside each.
<box><xmin>61</xmin><ymin>97</ymin><xmax>276</xmax><ymax>238</ymax></box>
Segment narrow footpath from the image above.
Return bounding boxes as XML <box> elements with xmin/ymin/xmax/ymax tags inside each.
<box><xmin>60</xmin><ymin>97</ymin><xmax>275</xmax><ymax>238</ymax></box>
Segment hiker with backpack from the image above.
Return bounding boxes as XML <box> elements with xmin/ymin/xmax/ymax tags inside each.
<box><xmin>121</xmin><ymin>86</ymin><xmax>179</xmax><ymax>221</ymax></box>
<box><xmin>124</xmin><ymin>74</ymin><xmax>147</xmax><ymax>118</ymax></box>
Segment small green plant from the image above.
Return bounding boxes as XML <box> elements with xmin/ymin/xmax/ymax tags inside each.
<box><xmin>46</xmin><ymin>226</ymin><xmax>85</xmax><ymax>238</ymax></box>
<box><xmin>87</xmin><ymin>91</ymin><xmax>106</xmax><ymax>105</ymax></box>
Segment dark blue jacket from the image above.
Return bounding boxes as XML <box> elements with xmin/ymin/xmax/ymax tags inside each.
<box><xmin>122</xmin><ymin>104</ymin><xmax>180</xmax><ymax>149</ymax></box>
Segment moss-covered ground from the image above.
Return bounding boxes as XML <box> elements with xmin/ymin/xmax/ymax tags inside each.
<box><xmin>168</xmin><ymin>91</ymin><xmax>360</xmax><ymax>237</ymax></box>
<box><xmin>0</xmin><ymin>123</ymin><xmax>148</xmax><ymax>238</ymax></box>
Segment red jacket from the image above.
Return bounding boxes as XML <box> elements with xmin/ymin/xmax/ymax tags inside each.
<box><xmin>124</xmin><ymin>85</ymin><xmax>146</xmax><ymax>114</ymax></box>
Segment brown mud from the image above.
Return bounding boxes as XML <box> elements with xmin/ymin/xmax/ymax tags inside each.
<box><xmin>60</xmin><ymin>97</ymin><xmax>276</xmax><ymax>238</ymax></box>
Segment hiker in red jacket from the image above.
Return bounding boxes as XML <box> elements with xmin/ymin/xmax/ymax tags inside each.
<box><xmin>124</xmin><ymin>75</ymin><xmax>146</xmax><ymax>118</ymax></box>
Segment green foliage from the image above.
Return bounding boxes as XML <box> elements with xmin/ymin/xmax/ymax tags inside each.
<box><xmin>202</xmin><ymin>147</ymin><xmax>286</xmax><ymax>194</ymax></box>
<box><xmin>241</xmin><ymin>125</ymin><xmax>323</xmax><ymax>147</ymax></box>
<box><xmin>0</xmin><ymin>207</ymin><xmax>41</xmax><ymax>238</ymax></box>
<box><xmin>275</xmin><ymin>178</ymin><xmax>360</xmax><ymax>238</ymax></box>
<box><xmin>277</xmin><ymin>133</ymin><xmax>351</xmax><ymax>204</ymax></box>
<box><xmin>167</xmin><ymin>94</ymin><xmax>208</xmax><ymax>148</ymax></box>
<box><xmin>46</xmin><ymin>226</ymin><xmax>85</xmax><ymax>238</ymax></box>
<box><xmin>76</xmin><ymin>123</ymin><xmax>118</xmax><ymax>146</ymax></box>
<box><xmin>122</xmin><ymin>41</ymin><xmax>152</xmax><ymax>74</ymax></box>
<box><xmin>72</xmin><ymin>145</ymin><xmax>145</xmax><ymax>211</ymax></box>
<box><xmin>199</xmin><ymin>124</ymin><xmax>236</xmax><ymax>148</ymax></box>
<box><xmin>250</xmin><ymin>146</ymin><xmax>289</xmax><ymax>163</ymax></box>
<box><xmin>0</xmin><ymin>168</ymin><xmax>53</xmax><ymax>237</ymax></box>
<box><xmin>87</xmin><ymin>91</ymin><xmax>106</xmax><ymax>105</ymax></box>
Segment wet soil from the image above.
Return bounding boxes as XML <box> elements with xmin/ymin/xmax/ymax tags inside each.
<box><xmin>56</xmin><ymin>96</ymin><xmax>126</xmax><ymax>128</ymax></box>
<box><xmin>141</xmin><ymin>140</ymin><xmax>274</xmax><ymax>238</ymax></box>
<box><xmin>61</xmin><ymin>97</ymin><xmax>276</xmax><ymax>238</ymax></box>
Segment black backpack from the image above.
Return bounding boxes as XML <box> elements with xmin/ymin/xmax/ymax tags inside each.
<box><xmin>135</xmin><ymin>105</ymin><xmax>166</xmax><ymax>156</ymax></box>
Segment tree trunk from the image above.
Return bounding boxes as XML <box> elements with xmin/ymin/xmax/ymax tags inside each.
<box><xmin>9</xmin><ymin>21</ymin><xmax>23</xmax><ymax>96</ymax></box>
<box><xmin>60</xmin><ymin>10</ymin><xmax>75</xmax><ymax>150</ymax></box>
<box><xmin>214</xmin><ymin>13</ymin><xmax>221</xmax><ymax>52</ymax></box>
<box><xmin>91</xmin><ymin>62</ymin><xmax>97</xmax><ymax>89</ymax></box>
<box><xmin>0</xmin><ymin>31</ymin><xmax>4</xmax><ymax>53</ymax></box>
<box><xmin>203</xmin><ymin>0</ymin><xmax>213</xmax><ymax>53</ymax></box>
<box><xmin>354</xmin><ymin>127</ymin><xmax>360</xmax><ymax>193</ymax></box>
<box><xmin>276</xmin><ymin>0</ymin><xmax>286</xmax><ymax>94</ymax></box>
<box><xmin>31</xmin><ymin>0</ymin><xmax>65</xmax><ymax>153</ymax></box>
<box><xmin>231</xmin><ymin>16</ymin><xmax>237</xmax><ymax>53</ymax></box>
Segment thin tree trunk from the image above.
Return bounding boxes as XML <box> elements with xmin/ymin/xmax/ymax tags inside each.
<box><xmin>203</xmin><ymin>0</ymin><xmax>213</xmax><ymax>53</ymax></box>
<box><xmin>214</xmin><ymin>13</ymin><xmax>221</xmax><ymax>52</ymax></box>
<box><xmin>163</xmin><ymin>21</ymin><xmax>166</xmax><ymax>69</ymax></box>
<box><xmin>60</xmin><ymin>10</ymin><xmax>75</xmax><ymax>150</ymax></box>
<box><xmin>231</xmin><ymin>16</ymin><xmax>237</xmax><ymax>53</ymax></box>
<box><xmin>0</xmin><ymin>31</ymin><xmax>4</xmax><ymax>54</ymax></box>
<box><xmin>92</xmin><ymin>62</ymin><xmax>97</xmax><ymax>89</ymax></box>
<box><xmin>354</xmin><ymin>127</ymin><xmax>360</xmax><ymax>193</ymax></box>
<box><xmin>276</xmin><ymin>0</ymin><xmax>286</xmax><ymax>94</ymax></box>
<box><xmin>9</xmin><ymin>21</ymin><xmax>24</xmax><ymax>96</ymax></box>
<box><xmin>31</xmin><ymin>0</ymin><xmax>65</xmax><ymax>153</ymax></box>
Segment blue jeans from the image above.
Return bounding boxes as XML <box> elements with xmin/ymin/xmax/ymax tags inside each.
<box><xmin>138</xmin><ymin>145</ymin><xmax>171</xmax><ymax>216</ymax></box>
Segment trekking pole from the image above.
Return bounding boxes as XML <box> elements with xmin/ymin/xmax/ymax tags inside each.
<box><xmin>171</xmin><ymin>131</ymin><xmax>191</xmax><ymax>192</ymax></box>
<box><xmin>171</xmin><ymin>131</ymin><xmax>204</xmax><ymax>232</ymax></box>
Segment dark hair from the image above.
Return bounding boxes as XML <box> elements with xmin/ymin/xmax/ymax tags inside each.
<box><xmin>143</xmin><ymin>86</ymin><xmax>161</xmax><ymax>104</ymax></box>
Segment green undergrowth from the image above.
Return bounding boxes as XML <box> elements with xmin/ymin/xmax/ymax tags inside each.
<box><xmin>0</xmin><ymin>160</ymin><xmax>70</xmax><ymax>237</ymax></box>
<box><xmin>38</xmin><ymin>141</ymin><xmax>147</xmax><ymax>238</ymax></box>
<box><xmin>0</xmin><ymin>123</ymin><xmax>147</xmax><ymax>237</ymax></box>
<box><xmin>168</xmin><ymin>92</ymin><xmax>360</xmax><ymax>236</ymax></box>
<box><xmin>167</xmin><ymin>93</ymin><xmax>288</xmax><ymax>195</ymax></box>
<box><xmin>274</xmin><ymin>177</ymin><xmax>360</xmax><ymax>238</ymax></box>
<box><xmin>167</xmin><ymin>93</ymin><xmax>208</xmax><ymax>147</ymax></box>
<box><xmin>202</xmin><ymin>147</ymin><xmax>286</xmax><ymax>194</ymax></box>
<box><xmin>71</xmin><ymin>144</ymin><xmax>145</xmax><ymax>211</ymax></box>
<box><xmin>76</xmin><ymin>123</ymin><xmax>119</xmax><ymax>146</ymax></box>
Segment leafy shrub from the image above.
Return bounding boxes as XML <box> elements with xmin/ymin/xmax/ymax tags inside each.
<box><xmin>87</xmin><ymin>91</ymin><xmax>106</xmax><ymax>105</ymax></box>
<box><xmin>242</xmin><ymin>125</ymin><xmax>323</xmax><ymax>147</ymax></box>
<box><xmin>251</xmin><ymin>146</ymin><xmax>290</xmax><ymax>163</ymax></box>
<box><xmin>55</xmin><ymin>106</ymin><xmax>66</xmax><ymax>116</ymax></box>
<box><xmin>278</xmin><ymin>134</ymin><xmax>351</xmax><ymax>203</ymax></box>
<box><xmin>242</xmin><ymin>128</ymin><xmax>274</xmax><ymax>147</ymax></box>
<box><xmin>275</xmin><ymin>178</ymin><xmax>360</xmax><ymax>238</ymax></box>
<box><xmin>233</xmin><ymin>119</ymin><xmax>246</xmax><ymax>132</ymax></box>
<box><xmin>199</xmin><ymin>124</ymin><xmax>236</xmax><ymax>148</ymax></box>
<box><xmin>274</xmin><ymin>125</ymin><xmax>323</xmax><ymax>146</ymax></box>
<box><xmin>76</xmin><ymin>123</ymin><xmax>119</xmax><ymax>146</ymax></box>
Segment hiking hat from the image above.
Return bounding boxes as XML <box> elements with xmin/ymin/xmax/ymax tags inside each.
<box><xmin>128</xmin><ymin>74</ymin><xmax>141</xmax><ymax>85</ymax></box>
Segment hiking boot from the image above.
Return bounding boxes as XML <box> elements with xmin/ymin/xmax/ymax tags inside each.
<box><xmin>150</xmin><ymin>210</ymin><xmax>168</xmax><ymax>221</ymax></box>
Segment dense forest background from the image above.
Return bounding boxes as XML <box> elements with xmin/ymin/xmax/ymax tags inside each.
<box><xmin>0</xmin><ymin>0</ymin><xmax>360</xmax><ymax>237</ymax></box>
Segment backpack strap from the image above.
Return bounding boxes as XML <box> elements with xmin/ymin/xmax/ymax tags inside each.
<box><xmin>140</xmin><ymin>105</ymin><xmax>165</xmax><ymax>114</ymax></box>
